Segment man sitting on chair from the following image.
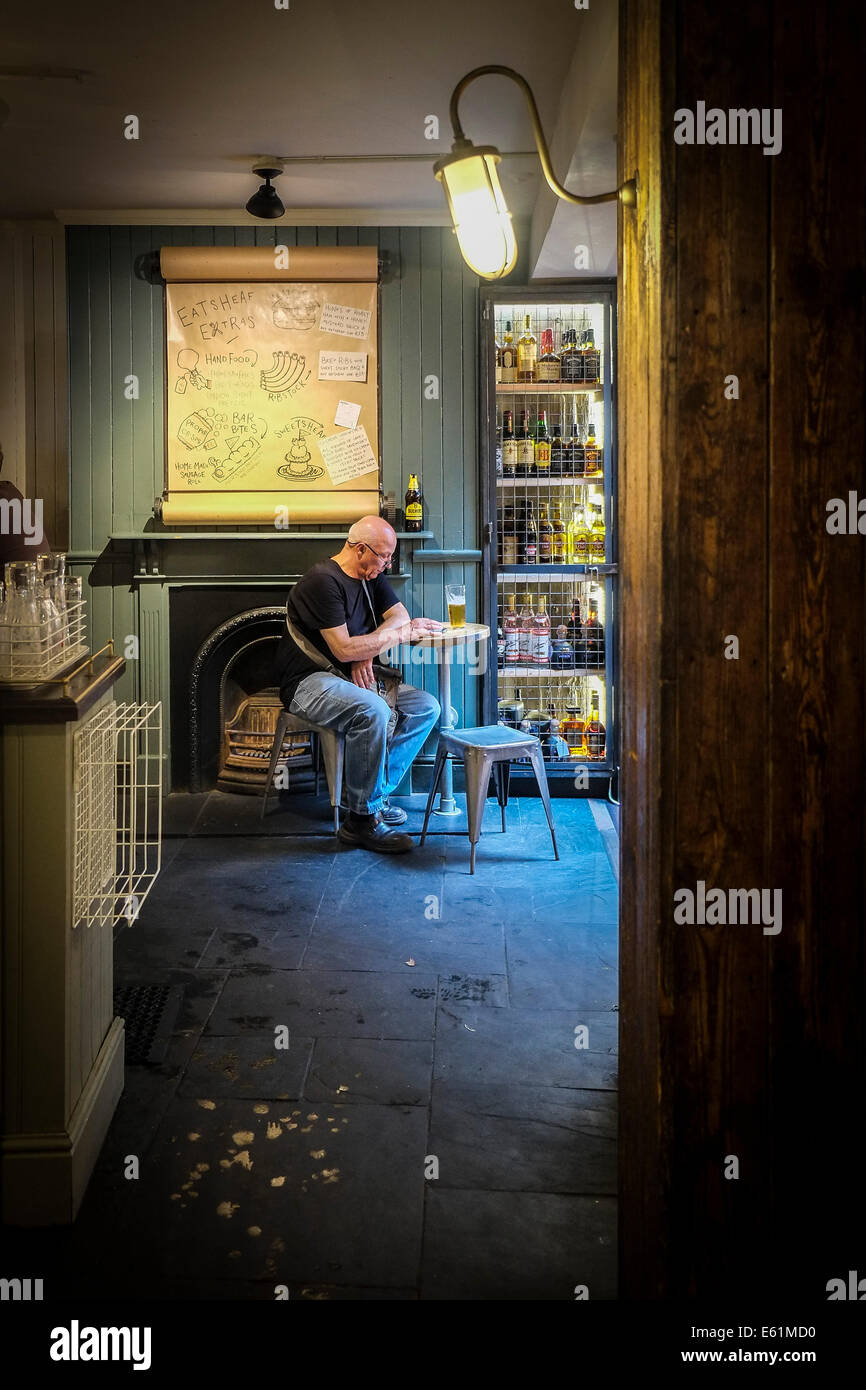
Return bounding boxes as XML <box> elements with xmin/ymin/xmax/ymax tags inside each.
<box><xmin>273</xmin><ymin>516</ymin><xmax>444</xmax><ymax>853</ymax></box>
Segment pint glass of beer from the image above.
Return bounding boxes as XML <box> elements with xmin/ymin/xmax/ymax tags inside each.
<box><xmin>446</xmin><ymin>583</ymin><xmax>466</xmax><ymax>627</ymax></box>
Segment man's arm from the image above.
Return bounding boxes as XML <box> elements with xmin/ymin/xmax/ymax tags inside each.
<box><xmin>320</xmin><ymin>604</ymin><xmax>409</xmax><ymax>665</ymax></box>
<box><xmin>321</xmin><ymin>604</ymin><xmax>443</xmax><ymax>665</ymax></box>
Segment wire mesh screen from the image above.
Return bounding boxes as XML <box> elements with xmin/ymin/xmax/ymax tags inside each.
<box><xmin>73</xmin><ymin>700</ymin><xmax>163</xmax><ymax>929</ymax></box>
<box><xmin>72</xmin><ymin>702</ymin><xmax>117</xmax><ymax>930</ymax></box>
<box><xmin>491</xmin><ymin>298</ymin><xmax>611</xmax><ymax>769</ymax></box>
<box><xmin>495</xmin><ymin>574</ymin><xmax>608</xmax><ymax>763</ymax></box>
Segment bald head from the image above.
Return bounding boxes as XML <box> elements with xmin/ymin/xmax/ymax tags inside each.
<box><xmin>335</xmin><ymin>514</ymin><xmax>397</xmax><ymax>579</ymax></box>
<box><xmin>347</xmin><ymin>515</ymin><xmax>396</xmax><ymax>551</ymax></box>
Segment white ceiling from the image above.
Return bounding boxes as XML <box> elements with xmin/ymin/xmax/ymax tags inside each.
<box><xmin>1</xmin><ymin>0</ymin><xmax>618</xmax><ymax>275</ymax></box>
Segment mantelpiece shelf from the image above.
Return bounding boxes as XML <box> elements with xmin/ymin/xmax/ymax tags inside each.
<box><xmin>109</xmin><ymin>531</ymin><xmax>434</xmax><ymax>541</ymax></box>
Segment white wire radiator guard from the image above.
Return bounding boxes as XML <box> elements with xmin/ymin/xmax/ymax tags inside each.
<box><xmin>72</xmin><ymin>700</ymin><xmax>163</xmax><ymax>930</ymax></box>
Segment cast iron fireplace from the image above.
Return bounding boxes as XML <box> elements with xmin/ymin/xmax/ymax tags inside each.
<box><xmin>185</xmin><ymin>604</ymin><xmax>311</xmax><ymax>794</ymax></box>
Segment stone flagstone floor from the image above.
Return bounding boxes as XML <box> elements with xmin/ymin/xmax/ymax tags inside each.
<box><xmin>4</xmin><ymin>787</ymin><xmax>619</xmax><ymax>1301</ymax></box>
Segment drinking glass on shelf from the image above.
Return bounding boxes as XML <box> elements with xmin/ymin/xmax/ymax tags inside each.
<box><xmin>445</xmin><ymin>583</ymin><xmax>466</xmax><ymax>628</ymax></box>
<box><xmin>34</xmin><ymin>564</ymin><xmax>64</xmax><ymax>662</ymax></box>
<box><xmin>5</xmin><ymin>561</ymin><xmax>42</xmax><ymax>677</ymax></box>
<box><xmin>64</xmin><ymin>576</ymin><xmax>84</xmax><ymax>651</ymax></box>
<box><xmin>0</xmin><ymin>580</ymin><xmax>8</xmax><ymax>679</ymax></box>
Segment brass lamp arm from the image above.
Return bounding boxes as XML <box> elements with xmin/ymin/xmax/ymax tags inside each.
<box><xmin>448</xmin><ymin>65</ymin><xmax>636</xmax><ymax>207</ymax></box>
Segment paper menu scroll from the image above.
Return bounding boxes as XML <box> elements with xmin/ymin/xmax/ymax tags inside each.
<box><xmin>163</xmin><ymin>273</ymin><xmax>379</xmax><ymax>520</ymax></box>
<box><xmin>318</xmin><ymin>351</ymin><xmax>368</xmax><ymax>382</ymax></box>
<box><xmin>158</xmin><ymin>491</ymin><xmax>374</xmax><ymax>524</ymax></box>
<box><xmin>160</xmin><ymin>245</ymin><xmax>379</xmax><ymax>284</ymax></box>
<box><xmin>317</xmin><ymin>426</ymin><xmax>379</xmax><ymax>486</ymax></box>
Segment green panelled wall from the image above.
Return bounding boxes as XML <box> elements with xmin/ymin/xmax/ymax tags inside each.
<box><xmin>65</xmin><ymin>224</ymin><xmax>485</xmax><ymax>779</ymax></box>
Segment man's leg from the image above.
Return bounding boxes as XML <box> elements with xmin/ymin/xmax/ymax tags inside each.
<box><xmin>287</xmin><ymin>672</ymin><xmax>391</xmax><ymax>816</ymax></box>
<box><xmin>382</xmin><ymin>683</ymin><xmax>441</xmax><ymax>799</ymax></box>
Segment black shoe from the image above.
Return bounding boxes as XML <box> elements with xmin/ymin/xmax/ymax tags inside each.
<box><xmin>379</xmin><ymin>799</ymin><xmax>408</xmax><ymax>826</ymax></box>
<box><xmin>338</xmin><ymin>812</ymin><xmax>414</xmax><ymax>854</ymax></box>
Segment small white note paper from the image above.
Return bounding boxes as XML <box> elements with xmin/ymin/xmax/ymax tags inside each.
<box><xmin>334</xmin><ymin>399</ymin><xmax>362</xmax><ymax>429</ymax></box>
<box><xmin>318</xmin><ymin>350</ymin><xmax>368</xmax><ymax>382</ymax></box>
<box><xmin>319</xmin><ymin>302</ymin><xmax>372</xmax><ymax>339</ymax></box>
<box><xmin>317</xmin><ymin>425</ymin><xmax>378</xmax><ymax>485</ymax></box>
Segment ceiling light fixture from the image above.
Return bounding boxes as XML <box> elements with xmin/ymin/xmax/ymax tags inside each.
<box><xmin>433</xmin><ymin>65</ymin><xmax>637</xmax><ymax>280</ymax></box>
<box><xmin>245</xmin><ymin>164</ymin><xmax>286</xmax><ymax>220</ymax></box>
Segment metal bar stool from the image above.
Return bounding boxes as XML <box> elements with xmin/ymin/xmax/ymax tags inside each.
<box><xmin>420</xmin><ymin>725</ymin><xmax>559</xmax><ymax>873</ymax></box>
<box><xmin>260</xmin><ymin>709</ymin><xmax>345</xmax><ymax>832</ymax></box>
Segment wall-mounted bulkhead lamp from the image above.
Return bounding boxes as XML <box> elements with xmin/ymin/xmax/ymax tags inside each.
<box><xmin>433</xmin><ymin>65</ymin><xmax>637</xmax><ymax>279</ymax></box>
<box><xmin>246</xmin><ymin>163</ymin><xmax>286</xmax><ymax>219</ymax></box>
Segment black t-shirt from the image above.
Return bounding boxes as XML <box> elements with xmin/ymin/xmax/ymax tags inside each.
<box><xmin>273</xmin><ymin>558</ymin><xmax>401</xmax><ymax>704</ymax></box>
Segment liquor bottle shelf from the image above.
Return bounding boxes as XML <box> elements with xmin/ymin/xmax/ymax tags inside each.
<box><xmin>496</xmin><ymin>382</ymin><xmax>602</xmax><ymax>394</ymax></box>
<box><xmin>497</xmin><ymin>475</ymin><xmax>604</xmax><ymax>488</ymax></box>
<box><xmin>498</xmin><ymin>665</ymin><xmax>605</xmax><ymax>677</ymax></box>
<box><xmin>497</xmin><ymin>564</ymin><xmax>617</xmax><ymax>576</ymax></box>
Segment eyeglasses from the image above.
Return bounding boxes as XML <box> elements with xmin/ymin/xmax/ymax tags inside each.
<box><xmin>354</xmin><ymin>541</ymin><xmax>392</xmax><ymax>566</ymax></box>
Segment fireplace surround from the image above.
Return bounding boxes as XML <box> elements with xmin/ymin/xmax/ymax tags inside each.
<box><xmin>170</xmin><ymin>588</ymin><xmax>293</xmax><ymax>792</ymax></box>
<box><xmin>187</xmin><ymin>604</ymin><xmax>313</xmax><ymax>794</ymax></box>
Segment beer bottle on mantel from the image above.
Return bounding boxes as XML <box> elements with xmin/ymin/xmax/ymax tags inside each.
<box><xmin>404</xmin><ymin>474</ymin><xmax>423</xmax><ymax>531</ymax></box>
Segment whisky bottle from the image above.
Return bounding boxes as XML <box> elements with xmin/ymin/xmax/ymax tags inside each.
<box><xmin>570</xmin><ymin>703</ymin><xmax>588</xmax><ymax>758</ymax></box>
<box><xmin>559</xmin><ymin>328</ymin><xmax>583</xmax><ymax>384</ymax></box>
<box><xmin>537</xmin><ymin>329</ymin><xmax>561</xmax><ymax>383</ymax></box>
<box><xmin>534</xmin><ymin>411</ymin><xmax>551</xmax><ymax>473</ymax></box>
<box><xmin>518</xmin><ymin>593</ymin><xmax>535</xmax><ymax>662</ymax></box>
<box><xmin>501</xmin><ymin>504</ymin><xmax>519</xmax><ymax>566</ymax></box>
<box><xmin>568</xmin><ymin>596</ymin><xmax>585</xmax><ymax>666</ymax></box>
<box><xmin>563</xmin><ymin>679</ymin><xmax>587</xmax><ymax>757</ymax></box>
<box><xmin>404</xmin><ymin>474</ymin><xmax>423</xmax><ymax>531</ymax></box>
<box><xmin>584</xmin><ymin>420</ymin><xmax>600</xmax><ymax>475</ymax></box>
<box><xmin>504</xmin><ymin>593</ymin><xmax>521</xmax><ymax>664</ymax></box>
<box><xmin>517</xmin><ymin>410</ymin><xmax>535</xmax><ymax>475</ymax></box>
<box><xmin>515</xmin><ymin>501</ymin><xmax>527</xmax><ymax>563</ymax></box>
<box><xmin>580</xmin><ymin>328</ymin><xmax>600</xmax><ymax>384</ymax></box>
<box><xmin>582</xmin><ymin>589</ymin><xmax>605</xmax><ymax>668</ymax></box>
<box><xmin>517</xmin><ymin>314</ymin><xmax>537</xmax><ymax>382</ymax></box>
<box><xmin>531</xmin><ymin>595</ymin><xmax>551</xmax><ymax>666</ymax></box>
<box><xmin>549</xmin><ymin>422</ymin><xmax>565</xmax><ymax>475</ymax></box>
<box><xmin>538</xmin><ymin>503</ymin><xmax>553</xmax><ymax>562</ymax></box>
<box><xmin>550</xmin><ymin>623</ymin><xmax>574</xmax><ymax>668</ymax></box>
<box><xmin>589</xmin><ymin>504</ymin><xmax>606</xmax><ymax>563</ymax></box>
<box><xmin>495</xmin><ymin>415</ymin><xmax>503</xmax><ymax>477</ymax></box>
<box><xmin>585</xmin><ymin>690</ymin><xmax>606</xmax><ymax>760</ymax></box>
<box><xmin>502</xmin><ymin>408</ymin><xmax>517</xmax><ymax>477</ymax></box>
<box><xmin>574</xmin><ymin>507</ymin><xmax>591</xmax><ymax>565</ymax></box>
<box><xmin>499</xmin><ymin>321</ymin><xmax>517</xmax><ymax>383</ymax></box>
<box><xmin>569</xmin><ymin>405</ymin><xmax>585</xmax><ymax>477</ymax></box>
<box><xmin>550</xmin><ymin>500</ymin><xmax>567</xmax><ymax>562</ymax></box>
<box><xmin>524</xmin><ymin>505</ymin><xmax>538</xmax><ymax>564</ymax></box>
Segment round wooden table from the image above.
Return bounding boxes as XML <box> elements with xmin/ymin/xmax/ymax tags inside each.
<box><xmin>410</xmin><ymin>622</ymin><xmax>491</xmax><ymax>815</ymax></box>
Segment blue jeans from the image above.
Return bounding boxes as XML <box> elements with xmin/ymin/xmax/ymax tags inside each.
<box><xmin>287</xmin><ymin>673</ymin><xmax>440</xmax><ymax>816</ymax></box>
